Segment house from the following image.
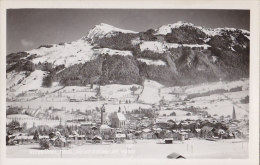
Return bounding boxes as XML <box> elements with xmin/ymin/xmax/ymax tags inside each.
<box><xmin>134</xmin><ymin>131</ymin><xmax>142</xmax><ymax>139</ymax></box>
<box><xmin>194</xmin><ymin>129</ymin><xmax>202</xmax><ymax>138</ymax></box>
<box><xmin>164</xmin><ymin>138</ymin><xmax>173</xmax><ymax>144</ymax></box>
<box><xmin>80</xmin><ymin>122</ymin><xmax>95</xmax><ymax>130</ymax></box>
<box><xmin>201</xmin><ymin>126</ymin><xmax>214</xmax><ymax>138</ymax></box>
<box><xmin>153</xmin><ymin>127</ymin><xmax>162</xmax><ymax>138</ymax></box>
<box><xmin>115</xmin><ymin>133</ymin><xmax>126</xmax><ymax>142</ymax></box>
<box><xmin>178</xmin><ymin>132</ymin><xmax>189</xmax><ymax>141</ymax></box>
<box><xmin>92</xmin><ymin>136</ymin><xmax>102</xmax><ymax>143</ymax></box>
<box><xmin>78</xmin><ymin>135</ymin><xmax>86</xmax><ymax>140</ymax></box>
<box><xmin>155</xmin><ymin>121</ymin><xmax>169</xmax><ymax>129</ymax></box>
<box><xmin>142</xmin><ymin>128</ymin><xmax>153</xmax><ymax>139</ymax></box>
<box><xmin>54</xmin><ymin>137</ymin><xmax>67</xmax><ymax>147</ymax></box>
<box><xmin>100</xmin><ymin>124</ymin><xmax>112</xmax><ymax>139</ymax></box>
<box><xmin>165</xmin><ymin>130</ymin><xmax>174</xmax><ymax>138</ymax></box>
<box><xmin>100</xmin><ymin>124</ymin><xmax>111</xmax><ymax>133</ymax></box>
<box><xmin>111</xmin><ymin>113</ymin><xmax>126</xmax><ymax>128</ymax></box>
<box><xmin>214</xmin><ymin>128</ymin><xmax>225</xmax><ymax>138</ymax></box>
<box><xmin>172</xmin><ymin>132</ymin><xmax>178</xmax><ymax>140</ymax></box>
<box><xmin>126</xmin><ymin>133</ymin><xmax>134</xmax><ymax>140</ymax></box>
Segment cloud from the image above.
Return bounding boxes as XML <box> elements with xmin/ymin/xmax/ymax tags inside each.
<box><xmin>21</xmin><ymin>39</ymin><xmax>34</xmax><ymax>47</ymax></box>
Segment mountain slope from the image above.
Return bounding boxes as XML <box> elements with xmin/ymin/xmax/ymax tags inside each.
<box><xmin>7</xmin><ymin>22</ymin><xmax>250</xmax><ymax>93</ymax></box>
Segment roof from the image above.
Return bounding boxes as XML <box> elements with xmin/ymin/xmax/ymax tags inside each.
<box><xmin>100</xmin><ymin>124</ymin><xmax>111</xmax><ymax>130</ymax></box>
<box><xmin>153</xmin><ymin>128</ymin><xmax>162</xmax><ymax>131</ymax></box>
<box><xmin>201</xmin><ymin>126</ymin><xmax>214</xmax><ymax>132</ymax></box>
<box><xmin>55</xmin><ymin>137</ymin><xmax>66</xmax><ymax>142</ymax></box>
<box><xmin>164</xmin><ymin>138</ymin><xmax>173</xmax><ymax>141</ymax></box>
<box><xmin>179</xmin><ymin>132</ymin><xmax>188</xmax><ymax>135</ymax></box>
<box><xmin>142</xmin><ymin>128</ymin><xmax>151</xmax><ymax>133</ymax></box>
<box><xmin>167</xmin><ymin>152</ymin><xmax>186</xmax><ymax>159</ymax></box>
<box><xmin>195</xmin><ymin>129</ymin><xmax>201</xmax><ymax>133</ymax></box>
<box><xmin>116</xmin><ymin>113</ymin><xmax>126</xmax><ymax>121</ymax></box>
<box><xmin>92</xmin><ymin>136</ymin><xmax>102</xmax><ymax>140</ymax></box>
<box><xmin>115</xmin><ymin>134</ymin><xmax>126</xmax><ymax>138</ymax></box>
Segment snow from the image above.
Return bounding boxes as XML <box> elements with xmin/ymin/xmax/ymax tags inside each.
<box><xmin>192</xmin><ymin>99</ymin><xmax>248</xmax><ymax>118</ymax></box>
<box><xmin>139</xmin><ymin>41</ymin><xmax>210</xmax><ymax>53</ymax></box>
<box><xmin>158</xmin><ymin>79</ymin><xmax>248</xmax><ymax>119</ymax></box>
<box><xmin>155</xmin><ymin>21</ymin><xmax>250</xmax><ymax>38</ymax></box>
<box><xmin>164</xmin><ymin>43</ymin><xmax>180</xmax><ymax>49</ymax></box>
<box><xmin>7</xmin><ymin>101</ymin><xmax>152</xmax><ymax>115</ymax></box>
<box><xmin>181</xmin><ymin>44</ymin><xmax>210</xmax><ymax>49</ymax></box>
<box><xmin>138</xmin><ymin>80</ymin><xmax>163</xmax><ymax>105</ymax></box>
<box><xmin>6</xmin><ymin>114</ymin><xmax>60</xmax><ymax>128</ymax></box>
<box><xmin>212</xmin><ymin>56</ymin><xmax>218</xmax><ymax>63</ymax></box>
<box><xmin>131</xmin><ymin>37</ymin><xmax>141</xmax><ymax>46</ymax></box>
<box><xmin>184</xmin><ymin>80</ymin><xmax>249</xmax><ymax>95</ymax></box>
<box><xmin>6</xmin><ymin>139</ymin><xmax>248</xmax><ymax>158</ymax></box>
<box><xmin>116</xmin><ymin>113</ymin><xmax>126</xmax><ymax>121</ymax></box>
<box><xmin>139</xmin><ymin>41</ymin><xmax>165</xmax><ymax>53</ymax></box>
<box><xmin>158</xmin><ymin>110</ymin><xmax>189</xmax><ymax>116</ymax></box>
<box><xmin>245</xmin><ymin>35</ymin><xmax>250</xmax><ymax>40</ymax></box>
<box><xmin>231</xmin><ymin>47</ymin><xmax>236</xmax><ymax>52</ymax></box>
<box><xmin>137</xmin><ymin>58</ymin><xmax>166</xmax><ymax>66</ymax></box>
<box><xmin>93</xmin><ymin>48</ymin><xmax>133</xmax><ymax>56</ymax></box>
<box><xmin>6</xmin><ymin>70</ymin><xmax>65</xmax><ymax>100</ymax></box>
<box><xmin>100</xmin><ymin>84</ymin><xmax>142</xmax><ymax>100</ymax></box>
<box><xmin>7</xmin><ymin>114</ymin><xmax>34</xmax><ymax>119</ymax></box>
<box><xmin>155</xmin><ymin>21</ymin><xmax>194</xmax><ymax>35</ymax></box>
<box><xmin>87</xmin><ymin>23</ymin><xmax>137</xmax><ymax>41</ymax></box>
<box><xmin>203</xmin><ymin>38</ymin><xmax>211</xmax><ymax>42</ymax></box>
<box><xmin>11</xmin><ymin>70</ymin><xmax>47</xmax><ymax>92</ymax></box>
<box><xmin>27</xmin><ymin>39</ymin><xmax>95</xmax><ymax>68</ymax></box>
<box><xmin>6</xmin><ymin>71</ymin><xmax>27</xmax><ymax>89</ymax></box>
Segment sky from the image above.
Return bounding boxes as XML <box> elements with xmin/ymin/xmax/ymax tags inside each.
<box><xmin>7</xmin><ymin>9</ymin><xmax>250</xmax><ymax>54</ymax></box>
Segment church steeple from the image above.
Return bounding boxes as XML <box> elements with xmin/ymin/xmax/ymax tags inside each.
<box><xmin>232</xmin><ymin>106</ymin><xmax>237</xmax><ymax>120</ymax></box>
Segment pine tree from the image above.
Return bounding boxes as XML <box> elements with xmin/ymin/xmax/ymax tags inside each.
<box><xmin>33</xmin><ymin>130</ymin><xmax>39</xmax><ymax>141</ymax></box>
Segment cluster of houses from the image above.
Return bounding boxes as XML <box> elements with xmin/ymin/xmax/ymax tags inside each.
<box><xmin>6</xmin><ymin>104</ymin><xmax>249</xmax><ymax>146</ymax></box>
<box><xmin>58</xmin><ymin>107</ymin><xmax>248</xmax><ymax>144</ymax></box>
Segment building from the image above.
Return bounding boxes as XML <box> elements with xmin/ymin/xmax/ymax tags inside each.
<box><xmin>111</xmin><ymin>113</ymin><xmax>126</xmax><ymax>128</ymax></box>
<box><xmin>232</xmin><ymin>106</ymin><xmax>237</xmax><ymax>120</ymax></box>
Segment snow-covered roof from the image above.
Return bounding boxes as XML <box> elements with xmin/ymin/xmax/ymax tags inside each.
<box><xmin>153</xmin><ymin>128</ymin><xmax>162</xmax><ymax>131</ymax></box>
<box><xmin>201</xmin><ymin>126</ymin><xmax>214</xmax><ymax>132</ymax></box>
<box><xmin>115</xmin><ymin>134</ymin><xmax>126</xmax><ymax>138</ymax></box>
<box><xmin>92</xmin><ymin>136</ymin><xmax>102</xmax><ymax>140</ymax></box>
<box><xmin>142</xmin><ymin>128</ymin><xmax>151</xmax><ymax>133</ymax></box>
<box><xmin>116</xmin><ymin>113</ymin><xmax>126</xmax><ymax>121</ymax></box>
<box><xmin>195</xmin><ymin>129</ymin><xmax>201</xmax><ymax>132</ymax></box>
<box><xmin>100</xmin><ymin>124</ymin><xmax>111</xmax><ymax>130</ymax></box>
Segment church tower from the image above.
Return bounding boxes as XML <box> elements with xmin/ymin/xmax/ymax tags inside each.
<box><xmin>232</xmin><ymin>106</ymin><xmax>237</xmax><ymax>120</ymax></box>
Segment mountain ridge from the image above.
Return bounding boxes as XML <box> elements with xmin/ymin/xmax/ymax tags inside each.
<box><xmin>7</xmin><ymin>21</ymin><xmax>250</xmax><ymax>92</ymax></box>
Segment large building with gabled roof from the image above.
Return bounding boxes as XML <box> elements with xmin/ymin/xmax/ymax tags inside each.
<box><xmin>111</xmin><ymin>112</ymin><xmax>126</xmax><ymax>128</ymax></box>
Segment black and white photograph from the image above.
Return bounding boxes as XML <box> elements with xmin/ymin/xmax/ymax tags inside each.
<box><xmin>1</xmin><ymin>1</ymin><xmax>259</xmax><ymax>164</ymax></box>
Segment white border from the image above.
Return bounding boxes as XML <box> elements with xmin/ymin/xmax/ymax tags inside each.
<box><xmin>0</xmin><ymin>1</ymin><xmax>259</xmax><ymax>165</ymax></box>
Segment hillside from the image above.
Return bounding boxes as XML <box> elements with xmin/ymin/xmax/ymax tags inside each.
<box><xmin>7</xmin><ymin>21</ymin><xmax>250</xmax><ymax>93</ymax></box>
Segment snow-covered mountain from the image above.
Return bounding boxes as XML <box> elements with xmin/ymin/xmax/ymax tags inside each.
<box><xmin>86</xmin><ymin>23</ymin><xmax>138</xmax><ymax>42</ymax></box>
<box><xmin>7</xmin><ymin>21</ymin><xmax>250</xmax><ymax>94</ymax></box>
<box><xmin>26</xmin><ymin>39</ymin><xmax>95</xmax><ymax>68</ymax></box>
<box><xmin>155</xmin><ymin>21</ymin><xmax>250</xmax><ymax>38</ymax></box>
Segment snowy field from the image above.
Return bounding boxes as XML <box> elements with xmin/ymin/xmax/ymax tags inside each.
<box><xmin>6</xmin><ymin>101</ymin><xmax>152</xmax><ymax>114</ymax></box>
<box><xmin>6</xmin><ymin>78</ymin><xmax>249</xmax><ymax>122</ymax></box>
<box><xmin>6</xmin><ymin>139</ymin><xmax>248</xmax><ymax>159</ymax></box>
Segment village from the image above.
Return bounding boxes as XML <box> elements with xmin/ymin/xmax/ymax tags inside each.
<box><xmin>6</xmin><ymin>102</ymin><xmax>249</xmax><ymax>146</ymax></box>
<box><xmin>6</xmin><ymin>79</ymin><xmax>249</xmax><ymax>158</ymax></box>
